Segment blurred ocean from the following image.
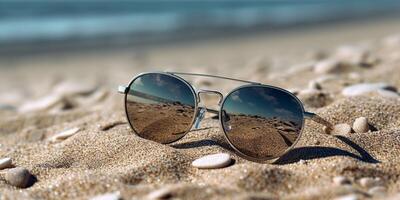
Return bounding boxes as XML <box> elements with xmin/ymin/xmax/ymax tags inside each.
<box><xmin>1</xmin><ymin>1</ymin><xmax>400</xmax><ymax>46</ymax></box>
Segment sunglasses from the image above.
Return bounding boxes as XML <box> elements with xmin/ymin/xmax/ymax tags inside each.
<box><xmin>118</xmin><ymin>72</ymin><xmax>333</xmax><ymax>162</ymax></box>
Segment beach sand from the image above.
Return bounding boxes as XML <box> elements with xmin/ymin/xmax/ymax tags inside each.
<box><xmin>1</xmin><ymin>18</ymin><xmax>400</xmax><ymax>199</ymax></box>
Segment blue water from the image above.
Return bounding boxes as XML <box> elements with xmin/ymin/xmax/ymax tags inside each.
<box><xmin>0</xmin><ymin>1</ymin><xmax>400</xmax><ymax>45</ymax></box>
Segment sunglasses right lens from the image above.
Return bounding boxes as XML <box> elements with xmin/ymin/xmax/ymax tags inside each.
<box><xmin>221</xmin><ymin>86</ymin><xmax>304</xmax><ymax>160</ymax></box>
<box><xmin>125</xmin><ymin>73</ymin><xmax>196</xmax><ymax>144</ymax></box>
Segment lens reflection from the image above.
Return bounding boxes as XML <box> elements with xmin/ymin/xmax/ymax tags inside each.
<box><xmin>126</xmin><ymin>73</ymin><xmax>196</xmax><ymax>144</ymax></box>
<box><xmin>221</xmin><ymin>86</ymin><xmax>304</xmax><ymax>160</ymax></box>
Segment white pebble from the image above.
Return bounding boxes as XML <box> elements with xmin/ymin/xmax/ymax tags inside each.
<box><xmin>53</xmin><ymin>81</ymin><xmax>94</xmax><ymax>96</ymax></box>
<box><xmin>359</xmin><ymin>177</ymin><xmax>380</xmax><ymax>188</ymax></box>
<box><xmin>314</xmin><ymin>59</ymin><xmax>340</xmax><ymax>74</ymax></box>
<box><xmin>19</xmin><ymin>94</ymin><xmax>62</xmax><ymax>113</ymax></box>
<box><xmin>0</xmin><ymin>158</ymin><xmax>12</xmax><ymax>170</ymax></box>
<box><xmin>4</xmin><ymin>167</ymin><xmax>34</xmax><ymax>188</ymax></box>
<box><xmin>90</xmin><ymin>192</ymin><xmax>121</xmax><ymax>200</ymax></box>
<box><xmin>368</xmin><ymin>186</ymin><xmax>386</xmax><ymax>196</ymax></box>
<box><xmin>333</xmin><ymin>176</ymin><xmax>351</xmax><ymax>185</ymax></box>
<box><xmin>333</xmin><ymin>194</ymin><xmax>358</xmax><ymax>200</ymax></box>
<box><xmin>334</xmin><ymin>45</ymin><xmax>368</xmax><ymax>64</ymax></box>
<box><xmin>352</xmin><ymin>117</ymin><xmax>369</xmax><ymax>133</ymax></box>
<box><xmin>49</xmin><ymin>127</ymin><xmax>80</xmax><ymax>142</ymax></box>
<box><xmin>146</xmin><ymin>187</ymin><xmax>173</xmax><ymax>200</ymax></box>
<box><xmin>192</xmin><ymin>153</ymin><xmax>232</xmax><ymax>169</ymax></box>
<box><xmin>341</xmin><ymin>83</ymin><xmax>395</xmax><ymax>97</ymax></box>
<box><xmin>331</xmin><ymin>124</ymin><xmax>352</xmax><ymax>135</ymax></box>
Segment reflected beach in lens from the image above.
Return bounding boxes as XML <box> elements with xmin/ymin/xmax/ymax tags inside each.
<box><xmin>221</xmin><ymin>86</ymin><xmax>304</xmax><ymax>160</ymax></box>
<box><xmin>126</xmin><ymin>73</ymin><xmax>196</xmax><ymax>144</ymax></box>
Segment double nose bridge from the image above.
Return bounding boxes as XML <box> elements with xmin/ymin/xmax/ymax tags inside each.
<box><xmin>197</xmin><ymin>89</ymin><xmax>224</xmax><ymax>105</ymax></box>
<box><xmin>193</xmin><ymin>89</ymin><xmax>223</xmax><ymax>129</ymax></box>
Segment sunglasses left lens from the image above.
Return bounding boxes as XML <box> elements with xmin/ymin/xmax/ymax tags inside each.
<box><xmin>125</xmin><ymin>73</ymin><xmax>196</xmax><ymax>144</ymax></box>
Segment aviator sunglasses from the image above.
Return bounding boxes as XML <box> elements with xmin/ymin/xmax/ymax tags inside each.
<box><xmin>118</xmin><ymin>72</ymin><xmax>334</xmax><ymax>162</ymax></box>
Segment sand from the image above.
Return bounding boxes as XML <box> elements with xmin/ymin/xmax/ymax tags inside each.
<box><xmin>1</xmin><ymin>18</ymin><xmax>400</xmax><ymax>200</ymax></box>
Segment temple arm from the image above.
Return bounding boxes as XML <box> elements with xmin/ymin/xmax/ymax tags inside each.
<box><xmin>304</xmin><ymin>112</ymin><xmax>334</xmax><ymax>134</ymax></box>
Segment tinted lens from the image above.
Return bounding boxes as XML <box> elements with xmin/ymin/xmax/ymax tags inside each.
<box><xmin>221</xmin><ymin>86</ymin><xmax>304</xmax><ymax>160</ymax></box>
<box><xmin>126</xmin><ymin>73</ymin><xmax>196</xmax><ymax>144</ymax></box>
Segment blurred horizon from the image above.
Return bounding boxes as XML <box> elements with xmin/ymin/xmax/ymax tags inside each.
<box><xmin>1</xmin><ymin>1</ymin><xmax>400</xmax><ymax>55</ymax></box>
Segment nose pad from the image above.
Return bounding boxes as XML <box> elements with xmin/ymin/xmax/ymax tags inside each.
<box><xmin>194</xmin><ymin>107</ymin><xmax>207</xmax><ymax>129</ymax></box>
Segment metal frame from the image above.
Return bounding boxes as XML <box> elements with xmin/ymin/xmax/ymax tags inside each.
<box><xmin>118</xmin><ymin>71</ymin><xmax>333</xmax><ymax>163</ymax></box>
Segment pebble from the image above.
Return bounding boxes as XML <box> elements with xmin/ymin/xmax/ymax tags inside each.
<box><xmin>19</xmin><ymin>94</ymin><xmax>63</xmax><ymax>113</ymax></box>
<box><xmin>331</xmin><ymin>124</ymin><xmax>352</xmax><ymax>135</ymax></box>
<box><xmin>348</xmin><ymin>72</ymin><xmax>361</xmax><ymax>80</ymax></box>
<box><xmin>4</xmin><ymin>167</ymin><xmax>34</xmax><ymax>188</ymax></box>
<box><xmin>146</xmin><ymin>187</ymin><xmax>173</xmax><ymax>200</ymax></box>
<box><xmin>333</xmin><ymin>176</ymin><xmax>351</xmax><ymax>185</ymax></box>
<box><xmin>334</xmin><ymin>45</ymin><xmax>368</xmax><ymax>64</ymax></box>
<box><xmin>333</xmin><ymin>194</ymin><xmax>358</xmax><ymax>200</ymax></box>
<box><xmin>192</xmin><ymin>153</ymin><xmax>232</xmax><ymax>169</ymax></box>
<box><xmin>341</xmin><ymin>83</ymin><xmax>396</xmax><ymax>97</ymax></box>
<box><xmin>90</xmin><ymin>192</ymin><xmax>121</xmax><ymax>200</ymax></box>
<box><xmin>368</xmin><ymin>186</ymin><xmax>386</xmax><ymax>196</ymax></box>
<box><xmin>314</xmin><ymin>59</ymin><xmax>340</xmax><ymax>74</ymax></box>
<box><xmin>49</xmin><ymin>127</ymin><xmax>80</xmax><ymax>142</ymax></box>
<box><xmin>352</xmin><ymin>117</ymin><xmax>369</xmax><ymax>133</ymax></box>
<box><xmin>53</xmin><ymin>81</ymin><xmax>94</xmax><ymax>96</ymax></box>
<box><xmin>0</xmin><ymin>158</ymin><xmax>12</xmax><ymax>170</ymax></box>
<box><xmin>359</xmin><ymin>177</ymin><xmax>380</xmax><ymax>188</ymax></box>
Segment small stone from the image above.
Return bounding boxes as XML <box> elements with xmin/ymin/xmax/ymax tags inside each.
<box><xmin>352</xmin><ymin>117</ymin><xmax>369</xmax><ymax>133</ymax></box>
<box><xmin>53</xmin><ymin>81</ymin><xmax>94</xmax><ymax>96</ymax></box>
<box><xmin>348</xmin><ymin>72</ymin><xmax>361</xmax><ymax>80</ymax></box>
<box><xmin>99</xmin><ymin>121</ymin><xmax>127</xmax><ymax>131</ymax></box>
<box><xmin>192</xmin><ymin>153</ymin><xmax>232</xmax><ymax>169</ymax></box>
<box><xmin>314</xmin><ymin>59</ymin><xmax>340</xmax><ymax>74</ymax></box>
<box><xmin>341</xmin><ymin>83</ymin><xmax>396</xmax><ymax>97</ymax></box>
<box><xmin>333</xmin><ymin>194</ymin><xmax>358</xmax><ymax>200</ymax></box>
<box><xmin>368</xmin><ymin>186</ymin><xmax>386</xmax><ymax>196</ymax></box>
<box><xmin>359</xmin><ymin>177</ymin><xmax>380</xmax><ymax>188</ymax></box>
<box><xmin>146</xmin><ymin>187</ymin><xmax>173</xmax><ymax>200</ymax></box>
<box><xmin>334</xmin><ymin>45</ymin><xmax>368</xmax><ymax>64</ymax></box>
<box><xmin>49</xmin><ymin>127</ymin><xmax>80</xmax><ymax>142</ymax></box>
<box><xmin>298</xmin><ymin>159</ymin><xmax>306</xmax><ymax>165</ymax></box>
<box><xmin>377</xmin><ymin>89</ymin><xmax>399</xmax><ymax>99</ymax></box>
<box><xmin>0</xmin><ymin>158</ymin><xmax>12</xmax><ymax>170</ymax></box>
<box><xmin>333</xmin><ymin>176</ymin><xmax>351</xmax><ymax>185</ymax></box>
<box><xmin>4</xmin><ymin>167</ymin><xmax>34</xmax><ymax>188</ymax></box>
<box><xmin>19</xmin><ymin>94</ymin><xmax>63</xmax><ymax>113</ymax></box>
<box><xmin>90</xmin><ymin>192</ymin><xmax>121</xmax><ymax>200</ymax></box>
<box><xmin>331</xmin><ymin>124</ymin><xmax>352</xmax><ymax>135</ymax></box>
